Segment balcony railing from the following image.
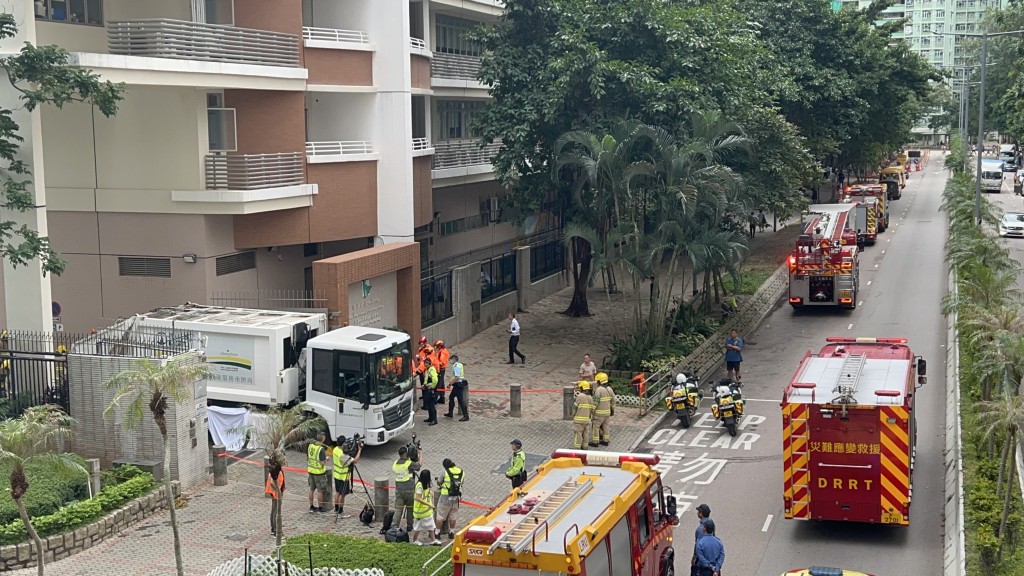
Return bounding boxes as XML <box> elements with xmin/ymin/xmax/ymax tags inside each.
<box><xmin>412</xmin><ymin>137</ymin><xmax>431</xmax><ymax>151</ymax></box>
<box><xmin>432</xmin><ymin>53</ymin><xmax>482</xmax><ymax>81</ymax></box>
<box><xmin>409</xmin><ymin>37</ymin><xmax>427</xmax><ymax>51</ymax></box>
<box><xmin>108</xmin><ymin>19</ymin><xmax>300</xmax><ymax>67</ymax></box>
<box><xmin>302</xmin><ymin>26</ymin><xmax>370</xmax><ymax>45</ymax></box>
<box><xmin>433</xmin><ymin>139</ymin><xmax>501</xmax><ymax>170</ymax></box>
<box><xmin>204</xmin><ymin>153</ymin><xmax>305</xmax><ymax>190</ymax></box>
<box><xmin>306</xmin><ymin>141</ymin><xmax>374</xmax><ymax>157</ymax></box>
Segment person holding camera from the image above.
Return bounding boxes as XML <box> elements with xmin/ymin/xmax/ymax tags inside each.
<box><xmin>435</xmin><ymin>458</ymin><xmax>464</xmax><ymax>540</ymax></box>
<box><xmin>393</xmin><ymin>443</ymin><xmax>422</xmax><ymax>532</ymax></box>
<box><xmin>332</xmin><ymin>436</ymin><xmax>363</xmax><ymax>519</ymax></box>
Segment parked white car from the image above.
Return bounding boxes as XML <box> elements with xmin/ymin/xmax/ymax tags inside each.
<box><xmin>999</xmin><ymin>212</ymin><xmax>1024</xmax><ymax>238</ymax></box>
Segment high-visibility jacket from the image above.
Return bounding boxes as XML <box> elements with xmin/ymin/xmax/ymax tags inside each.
<box><xmin>425</xmin><ymin>366</ymin><xmax>439</xmax><ymax>390</ymax></box>
<box><xmin>574</xmin><ymin>392</ymin><xmax>595</xmax><ymax>422</ymax></box>
<box><xmin>265</xmin><ymin>471</ymin><xmax>285</xmax><ymax>499</ymax></box>
<box><xmin>435</xmin><ymin>348</ymin><xmax>451</xmax><ymax>370</ymax></box>
<box><xmin>415</xmin><ymin>356</ymin><xmax>426</xmax><ymax>376</ymax></box>
<box><xmin>413</xmin><ymin>483</ymin><xmax>432</xmax><ymax>519</ymax></box>
<box><xmin>440</xmin><ymin>466</ymin><xmax>464</xmax><ymax>496</ymax></box>
<box><xmin>594</xmin><ymin>385</ymin><xmax>615</xmax><ymax>416</ymax></box>
<box><xmin>505</xmin><ymin>450</ymin><xmax>526</xmax><ymax>478</ymax></box>
<box><xmin>307</xmin><ymin>443</ymin><xmax>326</xmax><ymax>475</ymax></box>
<box><xmin>332</xmin><ymin>449</ymin><xmax>353</xmax><ymax>481</ymax></box>
<box><xmin>393</xmin><ymin>459</ymin><xmax>413</xmax><ymax>484</ymax></box>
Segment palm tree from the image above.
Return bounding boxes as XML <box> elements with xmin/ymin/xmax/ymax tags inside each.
<box><xmin>976</xmin><ymin>393</ymin><xmax>1024</xmax><ymax>557</ymax></box>
<box><xmin>238</xmin><ymin>403</ymin><xmax>322</xmax><ymax>548</ymax></box>
<box><xmin>0</xmin><ymin>406</ymin><xmax>85</xmax><ymax>576</ymax></box>
<box><xmin>104</xmin><ymin>357</ymin><xmax>210</xmax><ymax>576</ymax></box>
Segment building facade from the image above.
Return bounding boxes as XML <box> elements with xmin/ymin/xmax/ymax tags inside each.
<box><xmin>1</xmin><ymin>0</ymin><xmax>559</xmax><ymax>334</ymax></box>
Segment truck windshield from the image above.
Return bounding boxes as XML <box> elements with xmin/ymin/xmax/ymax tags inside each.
<box><xmin>369</xmin><ymin>343</ymin><xmax>413</xmax><ymax>404</ymax></box>
<box><xmin>982</xmin><ymin>171</ymin><xmax>1002</xmax><ymax>180</ymax></box>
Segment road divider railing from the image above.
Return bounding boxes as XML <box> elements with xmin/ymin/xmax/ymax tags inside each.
<box><xmin>944</xmin><ymin>267</ymin><xmax>966</xmax><ymax>576</ymax></box>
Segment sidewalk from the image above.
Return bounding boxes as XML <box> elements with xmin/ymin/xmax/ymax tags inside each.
<box><xmin>13</xmin><ymin>225</ymin><xmax>796</xmax><ymax>576</ymax></box>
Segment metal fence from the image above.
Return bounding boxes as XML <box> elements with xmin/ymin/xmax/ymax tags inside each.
<box><xmin>204</xmin><ymin>153</ymin><xmax>305</xmax><ymax>190</ymax></box>
<box><xmin>108</xmin><ymin>19</ymin><xmax>300</xmax><ymax>67</ymax></box>
<box><xmin>209</xmin><ymin>289</ymin><xmax>327</xmax><ymax>313</ymax></box>
<box><xmin>421</xmin><ymin>271</ymin><xmax>454</xmax><ymax>327</ymax></box>
<box><xmin>422</xmin><ymin>228</ymin><xmax>561</xmax><ymax>280</ymax></box>
<box><xmin>431</xmin><ymin>52</ymin><xmax>482</xmax><ymax>81</ymax></box>
<box><xmin>481</xmin><ymin>253</ymin><xmax>517</xmax><ymax>302</ymax></box>
<box><xmin>432</xmin><ymin>139</ymin><xmax>501</xmax><ymax>170</ymax></box>
<box><xmin>206</xmin><ymin>551</ymin><xmax>383</xmax><ymax>576</ymax></box>
<box><xmin>530</xmin><ymin>239</ymin><xmax>565</xmax><ymax>282</ymax></box>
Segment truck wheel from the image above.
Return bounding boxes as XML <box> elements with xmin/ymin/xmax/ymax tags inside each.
<box><xmin>660</xmin><ymin>549</ymin><xmax>675</xmax><ymax>576</ymax></box>
<box><xmin>679</xmin><ymin>410</ymin><xmax>691</xmax><ymax>429</ymax></box>
<box><xmin>726</xmin><ymin>422</ymin><xmax>737</xmax><ymax>437</ymax></box>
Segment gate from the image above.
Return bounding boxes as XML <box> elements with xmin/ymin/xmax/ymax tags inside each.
<box><xmin>0</xmin><ymin>348</ymin><xmax>69</xmax><ymax>416</ymax></box>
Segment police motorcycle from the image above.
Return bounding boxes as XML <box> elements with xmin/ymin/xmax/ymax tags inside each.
<box><xmin>709</xmin><ymin>378</ymin><xmax>745</xmax><ymax>437</ymax></box>
<box><xmin>664</xmin><ymin>370</ymin><xmax>702</xmax><ymax>428</ymax></box>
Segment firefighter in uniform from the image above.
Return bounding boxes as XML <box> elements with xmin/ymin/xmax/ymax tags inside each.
<box><xmin>572</xmin><ymin>381</ymin><xmax>595</xmax><ymax>449</ymax></box>
<box><xmin>590</xmin><ymin>372</ymin><xmax>615</xmax><ymax>447</ymax></box>
<box><xmin>434</xmin><ymin>341</ymin><xmax>450</xmax><ymax>404</ymax></box>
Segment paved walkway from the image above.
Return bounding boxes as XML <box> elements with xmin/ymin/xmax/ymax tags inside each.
<box><xmin>14</xmin><ymin>225</ymin><xmax>793</xmax><ymax>576</ymax></box>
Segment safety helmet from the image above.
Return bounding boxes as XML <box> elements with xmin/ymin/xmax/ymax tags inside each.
<box><xmin>423</xmin><ymin>346</ymin><xmax>434</xmax><ymax>355</ymax></box>
<box><xmin>435</xmin><ymin>340</ymin><xmax>445</xmax><ymax>348</ymax></box>
<box><xmin>415</xmin><ymin>354</ymin><xmax>424</xmax><ymax>362</ymax></box>
<box><xmin>419</xmin><ymin>336</ymin><xmax>428</xmax><ymax>345</ymax></box>
<box><xmin>594</xmin><ymin>372</ymin><xmax>609</xmax><ymax>384</ymax></box>
<box><xmin>578</xmin><ymin>380</ymin><xmax>591</xmax><ymax>391</ymax></box>
<box><xmin>675</xmin><ymin>373</ymin><xmax>687</xmax><ymax>385</ymax></box>
<box><xmin>424</xmin><ymin>356</ymin><xmax>434</xmax><ymax>364</ymax></box>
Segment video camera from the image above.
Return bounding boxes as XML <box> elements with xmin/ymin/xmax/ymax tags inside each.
<box><xmin>341</xmin><ymin>433</ymin><xmax>365</xmax><ymax>457</ymax></box>
<box><xmin>405</xmin><ymin>433</ymin><xmax>421</xmax><ymax>462</ymax></box>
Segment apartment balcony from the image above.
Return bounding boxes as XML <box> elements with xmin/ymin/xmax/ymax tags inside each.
<box><xmin>412</xmin><ymin>137</ymin><xmax>435</xmax><ymax>158</ymax></box>
<box><xmin>302</xmin><ymin>27</ymin><xmax>374</xmax><ymax>89</ymax></box>
<box><xmin>204</xmin><ymin>153</ymin><xmax>305</xmax><ymax>190</ymax></box>
<box><xmin>305</xmin><ymin>141</ymin><xmax>378</xmax><ymax>164</ymax></box>
<box><xmin>431</xmin><ymin>139</ymin><xmax>500</xmax><ymax>181</ymax></box>
<box><xmin>410</xmin><ymin>38</ymin><xmax>433</xmax><ymax>91</ymax></box>
<box><xmin>431</xmin><ymin>53</ymin><xmax>486</xmax><ymax>91</ymax></box>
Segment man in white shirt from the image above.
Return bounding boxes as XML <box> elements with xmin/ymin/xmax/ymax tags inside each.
<box><xmin>507</xmin><ymin>313</ymin><xmax>525</xmax><ymax>364</ymax></box>
<box><xmin>579</xmin><ymin>354</ymin><xmax>597</xmax><ymax>380</ymax></box>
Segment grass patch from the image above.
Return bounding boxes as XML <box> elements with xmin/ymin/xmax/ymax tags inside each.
<box><xmin>0</xmin><ymin>455</ymin><xmax>89</xmax><ymax>526</ymax></box>
<box><xmin>731</xmin><ymin>267</ymin><xmax>774</xmax><ymax>295</ymax></box>
<box><xmin>283</xmin><ymin>533</ymin><xmax>453</xmax><ymax>576</ymax></box>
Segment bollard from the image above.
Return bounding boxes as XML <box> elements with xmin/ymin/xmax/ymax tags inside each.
<box><xmin>212</xmin><ymin>444</ymin><xmax>228</xmax><ymax>486</ymax></box>
<box><xmin>374</xmin><ymin>477</ymin><xmax>390</xmax><ymax>520</ymax></box>
<box><xmin>563</xmin><ymin>386</ymin><xmax>575</xmax><ymax>421</ymax></box>
<box><xmin>86</xmin><ymin>458</ymin><xmax>101</xmax><ymax>497</ymax></box>
<box><xmin>509</xmin><ymin>383</ymin><xmax>522</xmax><ymax>418</ymax></box>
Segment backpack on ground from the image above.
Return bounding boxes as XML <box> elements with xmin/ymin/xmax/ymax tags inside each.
<box><xmin>379</xmin><ymin>509</ymin><xmax>395</xmax><ymax>534</ymax></box>
<box><xmin>384</xmin><ymin>527</ymin><xmax>409</xmax><ymax>543</ymax></box>
<box><xmin>447</xmin><ymin>469</ymin><xmax>464</xmax><ymax>498</ymax></box>
<box><xmin>359</xmin><ymin>503</ymin><xmax>375</xmax><ymax>526</ymax></box>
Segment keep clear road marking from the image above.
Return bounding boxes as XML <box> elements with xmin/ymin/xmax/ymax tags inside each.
<box><xmin>762</xmin><ymin>514</ymin><xmax>774</xmax><ymax>532</ymax></box>
<box><xmin>867</xmin><ymin>280</ymin><xmax>873</xmax><ymax>286</ymax></box>
<box><xmin>881</xmin><ymin>250</ymin><xmax>886</xmax><ymax>254</ymax></box>
<box><xmin>848</xmin><ymin>323</ymin><xmax>854</xmax><ymax>330</ymax></box>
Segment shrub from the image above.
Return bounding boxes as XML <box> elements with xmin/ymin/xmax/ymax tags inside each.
<box><xmin>100</xmin><ymin>464</ymin><xmax>146</xmax><ymax>489</ymax></box>
<box><xmin>0</xmin><ymin>455</ymin><xmax>88</xmax><ymax>526</ymax></box>
<box><xmin>731</xmin><ymin>268</ymin><xmax>774</xmax><ymax>295</ymax></box>
<box><xmin>282</xmin><ymin>533</ymin><xmax>453</xmax><ymax>576</ymax></box>
<box><xmin>0</xmin><ymin>472</ymin><xmax>155</xmax><ymax>545</ymax></box>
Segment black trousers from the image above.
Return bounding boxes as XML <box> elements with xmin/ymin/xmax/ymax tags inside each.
<box><xmin>424</xmin><ymin>388</ymin><xmax>437</xmax><ymax>422</ymax></box>
<box><xmin>447</xmin><ymin>381</ymin><xmax>468</xmax><ymax>418</ymax></box>
<box><xmin>509</xmin><ymin>335</ymin><xmax>524</xmax><ymax>362</ymax></box>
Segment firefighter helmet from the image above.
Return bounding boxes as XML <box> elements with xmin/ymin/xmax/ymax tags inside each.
<box><xmin>675</xmin><ymin>373</ymin><xmax>687</xmax><ymax>385</ymax></box>
<box><xmin>434</xmin><ymin>340</ymin><xmax>445</xmax><ymax>348</ymax></box>
<box><xmin>578</xmin><ymin>380</ymin><xmax>591</xmax><ymax>391</ymax></box>
<box><xmin>419</xmin><ymin>336</ymin><xmax>428</xmax><ymax>345</ymax></box>
<box><xmin>594</xmin><ymin>372</ymin><xmax>609</xmax><ymax>384</ymax></box>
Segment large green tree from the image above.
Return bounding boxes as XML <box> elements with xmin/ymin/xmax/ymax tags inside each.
<box><xmin>0</xmin><ymin>14</ymin><xmax>123</xmax><ymax>275</ymax></box>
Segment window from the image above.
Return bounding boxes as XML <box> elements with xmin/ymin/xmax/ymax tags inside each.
<box><xmin>118</xmin><ymin>257</ymin><xmax>171</xmax><ymax>278</ymax></box>
<box><xmin>435</xmin><ymin>14</ymin><xmax>481</xmax><ymax>56</ymax></box>
<box><xmin>480</xmin><ymin>253</ymin><xmax>516</xmax><ymax>302</ymax></box>
<box><xmin>35</xmin><ymin>0</ymin><xmax>102</xmax><ymax>25</ymax></box>
<box><xmin>312</xmin><ymin>349</ymin><xmax>366</xmax><ymax>399</ymax></box>
<box><xmin>634</xmin><ymin>495</ymin><xmax>651</xmax><ymax>547</ymax></box>
<box><xmin>371</xmin><ymin>344</ymin><xmax>413</xmax><ymax>403</ymax></box>
<box><xmin>311</xmin><ymin>349</ymin><xmax>334</xmax><ymax>394</ymax></box>
<box><xmin>922</xmin><ymin>10</ymin><xmax>931</xmax><ymax>19</ymax></box>
<box><xmin>530</xmin><ymin>240</ymin><xmax>565</xmax><ymax>281</ymax></box>
<box><xmin>215</xmin><ymin>251</ymin><xmax>256</xmax><ymax>275</ymax></box>
<box><xmin>437</xmin><ymin>100</ymin><xmax>486</xmax><ymax>141</ymax></box>
<box><xmin>207</xmin><ymin>93</ymin><xmax>237</xmax><ymax>152</ymax></box>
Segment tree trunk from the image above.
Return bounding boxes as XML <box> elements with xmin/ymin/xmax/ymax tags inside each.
<box><xmin>997</xmin><ymin>429</ymin><xmax>1016</xmax><ymax>547</ymax></box>
<box><xmin>15</xmin><ymin>497</ymin><xmax>45</xmax><ymax>576</ymax></box>
<box><xmin>162</xmin><ymin>430</ymin><xmax>185</xmax><ymax>576</ymax></box>
<box><xmin>997</xmin><ymin>431</ymin><xmax>1010</xmax><ymax>498</ymax></box>
<box><xmin>564</xmin><ymin>238</ymin><xmax>592</xmax><ymax>317</ymax></box>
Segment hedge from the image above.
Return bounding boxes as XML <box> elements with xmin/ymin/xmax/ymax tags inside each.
<box><xmin>282</xmin><ymin>533</ymin><xmax>453</xmax><ymax>576</ymax></box>
<box><xmin>0</xmin><ymin>472</ymin><xmax>155</xmax><ymax>545</ymax></box>
<box><xmin>0</xmin><ymin>456</ymin><xmax>88</xmax><ymax>526</ymax></box>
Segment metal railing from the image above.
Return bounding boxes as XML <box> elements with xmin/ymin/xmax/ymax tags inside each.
<box><xmin>432</xmin><ymin>139</ymin><xmax>501</xmax><ymax>170</ymax></box>
<box><xmin>481</xmin><ymin>253</ymin><xmax>517</xmax><ymax>303</ymax></box>
<box><xmin>431</xmin><ymin>52</ymin><xmax>482</xmax><ymax>81</ymax></box>
<box><xmin>421</xmin><ymin>271</ymin><xmax>454</xmax><ymax>328</ymax></box>
<box><xmin>422</xmin><ymin>228</ymin><xmax>561</xmax><ymax>279</ymax></box>
<box><xmin>302</xmin><ymin>26</ymin><xmax>369</xmax><ymax>45</ymax></box>
<box><xmin>409</xmin><ymin>36</ymin><xmax>427</xmax><ymax>51</ymax></box>
<box><xmin>108</xmin><ymin>19</ymin><xmax>300</xmax><ymax>67</ymax></box>
<box><xmin>209</xmin><ymin>289</ymin><xmax>327</xmax><ymax>312</ymax></box>
<box><xmin>411</xmin><ymin>137</ymin><xmax>431</xmax><ymax>151</ymax></box>
<box><xmin>530</xmin><ymin>240</ymin><xmax>565</xmax><ymax>282</ymax></box>
<box><xmin>305</xmin><ymin>141</ymin><xmax>374</xmax><ymax>158</ymax></box>
<box><xmin>204</xmin><ymin>153</ymin><xmax>305</xmax><ymax>190</ymax></box>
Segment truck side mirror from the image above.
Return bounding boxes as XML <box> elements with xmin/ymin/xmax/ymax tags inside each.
<box><xmin>359</xmin><ymin>377</ymin><xmax>371</xmax><ymax>409</ymax></box>
<box><xmin>666</xmin><ymin>495</ymin><xmax>677</xmax><ymax>518</ymax></box>
<box><xmin>917</xmin><ymin>358</ymin><xmax>927</xmax><ymax>376</ymax></box>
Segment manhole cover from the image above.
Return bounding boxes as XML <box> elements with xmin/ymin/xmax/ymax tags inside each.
<box><xmin>225</xmin><ymin>533</ymin><xmax>248</xmax><ymax>542</ymax></box>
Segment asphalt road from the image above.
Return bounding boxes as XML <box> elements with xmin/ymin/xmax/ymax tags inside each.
<box><xmin>637</xmin><ymin>156</ymin><xmax>949</xmax><ymax>576</ymax></box>
<box><xmin>987</xmin><ymin>164</ymin><xmax>1024</xmax><ymax>289</ymax></box>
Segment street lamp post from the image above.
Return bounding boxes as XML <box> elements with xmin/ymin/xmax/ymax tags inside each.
<box><xmin>935</xmin><ymin>29</ymin><xmax>1024</xmax><ymax>224</ymax></box>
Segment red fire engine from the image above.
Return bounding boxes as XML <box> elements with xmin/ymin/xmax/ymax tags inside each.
<box><xmin>451</xmin><ymin>450</ymin><xmax>677</xmax><ymax>576</ymax></box>
<box><xmin>788</xmin><ymin>204</ymin><xmax>861</xmax><ymax>309</ymax></box>
<box><xmin>781</xmin><ymin>337</ymin><xmax>927</xmax><ymax>526</ymax></box>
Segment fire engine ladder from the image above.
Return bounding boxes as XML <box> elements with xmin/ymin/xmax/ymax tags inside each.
<box><xmin>488</xmin><ymin>477</ymin><xmax>594</xmax><ymax>555</ymax></box>
<box><xmin>830</xmin><ymin>354</ymin><xmax>867</xmax><ymax>410</ymax></box>
<box><xmin>785</xmin><ymin>405</ymin><xmax>812</xmax><ymax>513</ymax></box>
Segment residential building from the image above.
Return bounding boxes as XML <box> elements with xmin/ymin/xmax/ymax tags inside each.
<box><xmin>0</xmin><ymin>0</ymin><xmax>563</xmax><ymax>337</ymax></box>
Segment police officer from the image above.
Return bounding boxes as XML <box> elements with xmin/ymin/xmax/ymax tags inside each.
<box><xmin>505</xmin><ymin>439</ymin><xmax>527</xmax><ymax>488</ymax></box>
<box><xmin>332</xmin><ymin>437</ymin><xmax>362</xmax><ymax>519</ymax></box>
<box><xmin>393</xmin><ymin>445</ymin><xmax>422</xmax><ymax>532</ymax></box>
<box><xmin>307</xmin><ymin>432</ymin><xmax>328</xmax><ymax>514</ymax></box>
<box><xmin>444</xmin><ymin>354</ymin><xmax>469</xmax><ymax>421</ymax></box>
<box><xmin>590</xmin><ymin>373</ymin><xmax>615</xmax><ymax>447</ymax></box>
<box><xmin>423</xmin><ymin>356</ymin><xmax>439</xmax><ymax>425</ymax></box>
<box><xmin>572</xmin><ymin>381</ymin><xmax>595</xmax><ymax>449</ymax></box>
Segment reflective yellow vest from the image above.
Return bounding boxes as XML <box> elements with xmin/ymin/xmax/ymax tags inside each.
<box><xmin>307</xmin><ymin>443</ymin><xmax>326</xmax><ymax>475</ymax></box>
<box><xmin>393</xmin><ymin>459</ymin><xmax>413</xmax><ymax>483</ymax></box>
<box><xmin>332</xmin><ymin>449</ymin><xmax>352</xmax><ymax>481</ymax></box>
<box><xmin>413</xmin><ymin>483</ymin><xmax>432</xmax><ymax>519</ymax></box>
<box><xmin>425</xmin><ymin>366</ymin><xmax>439</xmax><ymax>390</ymax></box>
<box><xmin>440</xmin><ymin>466</ymin><xmax>464</xmax><ymax>496</ymax></box>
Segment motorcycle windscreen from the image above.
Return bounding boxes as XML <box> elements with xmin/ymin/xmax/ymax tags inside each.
<box><xmin>807</xmin><ymin>406</ymin><xmax>881</xmax><ymax>523</ymax></box>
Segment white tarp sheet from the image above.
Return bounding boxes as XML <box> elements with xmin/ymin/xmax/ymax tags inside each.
<box><xmin>207</xmin><ymin>405</ymin><xmax>249</xmax><ymax>452</ymax></box>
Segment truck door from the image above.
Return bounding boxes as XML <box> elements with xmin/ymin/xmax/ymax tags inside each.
<box><xmin>309</xmin><ymin>349</ymin><xmax>368</xmax><ymax>441</ymax></box>
<box><xmin>808</xmin><ymin>406</ymin><xmax>880</xmax><ymax>523</ymax></box>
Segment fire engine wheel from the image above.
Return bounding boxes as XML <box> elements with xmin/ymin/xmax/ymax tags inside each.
<box><xmin>678</xmin><ymin>410</ymin><xmax>691</xmax><ymax>428</ymax></box>
<box><xmin>660</xmin><ymin>550</ymin><xmax>675</xmax><ymax>576</ymax></box>
<box><xmin>726</xmin><ymin>422</ymin><xmax>737</xmax><ymax>437</ymax></box>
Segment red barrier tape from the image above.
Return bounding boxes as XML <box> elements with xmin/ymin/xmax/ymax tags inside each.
<box><xmin>415</xmin><ymin>387</ymin><xmax>566</xmax><ymax>394</ymax></box>
<box><xmin>218</xmin><ymin>452</ymin><xmax>489</xmax><ymax>510</ymax></box>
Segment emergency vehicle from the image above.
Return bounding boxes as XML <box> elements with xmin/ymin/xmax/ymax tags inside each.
<box><xmin>842</xmin><ymin>184</ymin><xmax>889</xmax><ymax>242</ymax></box>
<box><xmin>787</xmin><ymin>204</ymin><xmax>860</xmax><ymax>309</ymax></box>
<box><xmin>451</xmin><ymin>450</ymin><xmax>678</xmax><ymax>576</ymax></box>
<box><xmin>781</xmin><ymin>337</ymin><xmax>927</xmax><ymax>526</ymax></box>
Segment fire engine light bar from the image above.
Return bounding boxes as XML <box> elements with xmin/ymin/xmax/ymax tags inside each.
<box><xmin>551</xmin><ymin>449</ymin><xmax>660</xmax><ymax>467</ymax></box>
<box><xmin>789</xmin><ymin>297</ymin><xmax>803</xmax><ymax>304</ymax></box>
<box><xmin>839</xmin><ymin>298</ymin><xmax>853</xmax><ymax>304</ymax></box>
<box><xmin>463</xmin><ymin>526</ymin><xmax>502</xmax><ymax>544</ymax></box>
<box><xmin>824</xmin><ymin>337</ymin><xmax>908</xmax><ymax>344</ymax></box>
<box><xmin>875</xmin><ymin>389</ymin><xmax>900</xmax><ymax>397</ymax></box>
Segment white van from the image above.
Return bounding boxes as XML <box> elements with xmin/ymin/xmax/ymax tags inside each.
<box><xmin>981</xmin><ymin>160</ymin><xmax>1004</xmax><ymax>193</ymax></box>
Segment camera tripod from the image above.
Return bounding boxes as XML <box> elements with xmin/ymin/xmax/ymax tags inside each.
<box><xmin>336</xmin><ymin>462</ymin><xmax>374</xmax><ymax>525</ymax></box>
